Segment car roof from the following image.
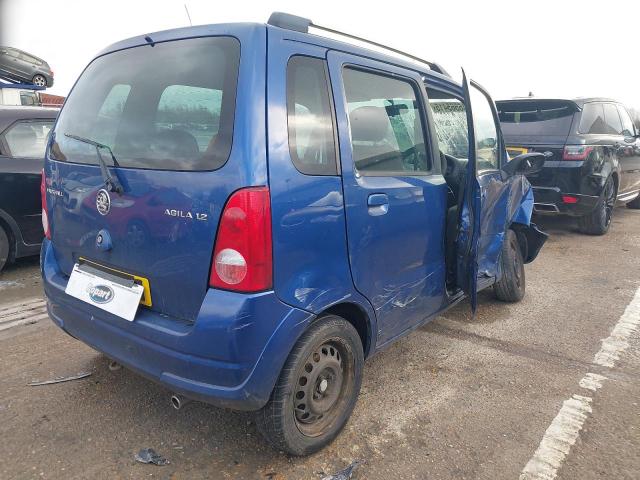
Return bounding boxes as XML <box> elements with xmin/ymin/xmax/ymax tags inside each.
<box><xmin>496</xmin><ymin>97</ymin><xmax>621</xmax><ymax>109</ymax></box>
<box><xmin>95</xmin><ymin>22</ymin><xmax>459</xmax><ymax>90</ymax></box>
<box><xmin>0</xmin><ymin>106</ymin><xmax>58</xmax><ymax>132</ymax></box>
<box><xmin>0</xmin><ymin>46</ymin><xmax>47</xmax><ymax>64</ymax></box>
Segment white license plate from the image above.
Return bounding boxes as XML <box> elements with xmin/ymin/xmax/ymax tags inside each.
<box><xmin>65</xmin><ymin>263</ymin><xmax>144</xmax><ymax>321</ymax></box>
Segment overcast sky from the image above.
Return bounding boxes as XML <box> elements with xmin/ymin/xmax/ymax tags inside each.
<box><xmin>2</xmin><ymin>0</ymin><xmax>639</xmax><ymax>109</ymax></box>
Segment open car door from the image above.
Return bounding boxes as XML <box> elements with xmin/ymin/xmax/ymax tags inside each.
<box><xmin>456</xmin><ymin>70</ymin><xmax>481</xmax><ymax>312</ymax></box>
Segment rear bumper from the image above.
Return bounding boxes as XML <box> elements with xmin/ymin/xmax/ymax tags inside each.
<box><xmin>532</xmin><ymin>187</ymin><xmax>599</xmax><ymax>217</ymax></box>
<box><xmin>41</xmin><ymin>239</ymin><xmax>314</xmax><ymax>411</ymax></box>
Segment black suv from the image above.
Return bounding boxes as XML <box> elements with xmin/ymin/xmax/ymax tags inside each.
<box><xmin>496</xmin><ymin>98</ymin><xmax>640</xmax><ymax>235</ymax></box>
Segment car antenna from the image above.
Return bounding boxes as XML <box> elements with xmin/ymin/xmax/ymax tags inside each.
<box><xmin>184</xmin><ymin>4</ymin><xmax>193</xmax><ymax>26</ymax></box>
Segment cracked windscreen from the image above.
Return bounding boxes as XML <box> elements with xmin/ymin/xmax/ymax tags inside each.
<box><xmin>428</xmin><ymin>97</ymin><xmax>469</xmax><ymax>160</ymax></box>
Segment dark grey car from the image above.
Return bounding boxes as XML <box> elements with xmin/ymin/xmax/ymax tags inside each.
<box><xmin>0</xmin><ymin>106</ymin><xmax>58</xmax><ymax>271</ymax></box>
<box><xmin>0</xmin><ymin>47</ymin><xmax>54</xmax><ymax>87</ymax></box>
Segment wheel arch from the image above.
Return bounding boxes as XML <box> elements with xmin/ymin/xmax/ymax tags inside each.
<box><xmin>318</xmin><ymin>302</ymin><xmax>373</xmax><ymax>358</ymax></box>
<box><xmin>610</xmin><ymin>171</ymin><xmax>619</xmax><ymax>195</ymax></box>
<box><xmin>509</xmin><ymin>222</ymin><xmax>548</xmax><ymax>264</ymax></box>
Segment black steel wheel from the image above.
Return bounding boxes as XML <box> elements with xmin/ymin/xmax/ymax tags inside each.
<box><xmin>578</xmin><ymin>176</ymin><xmax>616</xmax><ymax>235</ymax></box>
<box><xmin>293</xmin><ymin>341</ymin><xmax>347</xmax><ymax>437</ymax></box>
<box><xmin>256</xmin><ymin>315</ymin><xmax>363</xmax><ymax>455</ymax></box>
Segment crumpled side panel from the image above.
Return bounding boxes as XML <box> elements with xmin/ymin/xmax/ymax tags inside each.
<box><xmin>477</xmin><ymin>174</ymin><xmax>535</xmax><ymax>282</ymax></box>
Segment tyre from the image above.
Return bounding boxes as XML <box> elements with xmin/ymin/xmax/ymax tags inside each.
<box><xmin>577</xmin><ymin>176</ymin><xmax>616</xmax><ymax>235</ymax></box>
<box><xmin>255</xmin><ymin>315</ymin><xmax>364</xmax><ymax>456</ymax></box>
<box><xmin>627</xmin><ymin>194</ymin><xmax>640</xmax><ymax>209</ymax></box>
<box><xmin>494</xmin><ymin>229</ymin><xmax>525</xmax><ymax>303</ymax></box>
<box><xmin>0</xmin><ymin>225</ymin><xmax>9</xmax><ymax>272</ymax></box>
<box><xmin>32</xmin><ymin>74</ymin><xmax>47</xmax><ymax>87</ymax></box>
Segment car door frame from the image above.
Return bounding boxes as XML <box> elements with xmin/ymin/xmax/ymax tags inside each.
<box><xmin>468</xmin><ymin>80</ymin><xmax>517</xmax><ymax>290</ymax></box>
<box><xmin>327</xmin><ymin>50</ymin><xmax>450</xmax><ymax>346</ymax></box>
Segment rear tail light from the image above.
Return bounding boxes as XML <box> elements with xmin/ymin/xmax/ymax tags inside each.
<box><xmin>562</xmin><ymin>195</ymin><xmax>578</xmax><ymax>204</ymax></box>
<box><xmin>209</xmin><ymin>187</ymin><xmax>272</xmax><ymax>292</ymax></box>
<box><xmin>40</xmin><ymin>169</ymin><xmax>51</xmax><ymax>239</ymax></box>
<box><xmin>563</xmin><ymin>145</ymin><xmax>594</xmax><ymax>160</ymax></box>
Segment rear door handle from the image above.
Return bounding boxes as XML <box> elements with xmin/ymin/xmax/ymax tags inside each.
<box><xmin>367</xmin><ymin>193</ymin><xmax>389</xmax><ymax>216</ymax></box>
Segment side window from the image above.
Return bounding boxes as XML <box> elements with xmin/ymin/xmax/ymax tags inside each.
<box><xmin>286</xmin><ymin>56</ymin><xmax>338</xmax><ymax>175</ymax></box>
<box><xmin>579</xmin><ymin>103</ymin><xmax>606</xmax><ymax>134</ymax></box>
<box><xmin>470</xmin><ymin>86</ymin><xmax>499</xmax><ymax>170</ymax></box>
<box><xmin>343</xmin><ymin>68</ymin><xmax>429</xmax><ymax>175</ymax></box>
<box><xmin>428</xmin><ymin>93</ymin><xmax>469</xmax><ymax>159</ymax></box>
<box><xmin>617</xmin><ymin>105</ymin><xmax>636</xmax><ymax>137</ymax></box>
<box><xmin>603</xmin><ymin>103</ymin><xmax>623</xmax><ymax>135</ymax></box>
<box><xmin>154</xmin><ymin>84</ymin><xmax>222</xmax><ymax>153</ymax></box>
<box><xmin>19</xmin><ymin>53</ymin><xmax>39</xmax><ymax>65</ymax></box>
<box><xmin>3</xmin><ymin>120</ymin><xmax>54</xmax><ymax>158</ymax></box>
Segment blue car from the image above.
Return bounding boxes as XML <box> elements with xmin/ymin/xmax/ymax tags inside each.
<box><xmin>41</xmin><ymin>12</ymin><xmax>547</xmax><ymax>454</ymax></box>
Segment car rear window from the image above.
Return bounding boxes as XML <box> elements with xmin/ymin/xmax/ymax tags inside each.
<box><xmin>497</xmin><ymin>100</ymin><xmax>577</xmax><ymax>137</ymax></box>
<box><xmin>50</xmin><ymin>36</ymin><xmax>240</xmax><ymax>171</ymax></box>
<box><xmin>3</xmin><ymin>119</ymin><xmax>54</xmax><ymax>158</ymax></box>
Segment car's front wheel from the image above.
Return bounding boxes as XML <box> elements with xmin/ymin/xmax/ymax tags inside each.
<box><xmin>255</xmin><ymin>315</ymin><xmax>363</xmax><ymax>456</ymax></box>
<box><xmin>494</xmin><ymin>229</ymin><xmax>525</xmax><ymax>302</ymax></box>
<box><xmin>32</xmin><ymin>74</ymin><xmax>47</xmax><ymax>87</ymax></box>
<box><xmin>578</xmin><ymin>176</ymin><xmax>616</xmax><ymax>235</ymax></box>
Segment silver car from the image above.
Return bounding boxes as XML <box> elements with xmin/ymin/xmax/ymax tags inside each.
<box><xmin>0</xmin><ymin>47</ymin><xmax>54</xmax><ymax>87</ymax></box>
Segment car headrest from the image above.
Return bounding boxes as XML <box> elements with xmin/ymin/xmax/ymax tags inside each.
<box><xmin>349</xmin><ymin>106</ymin><xmax>390</xmax><ymax>142</ymax></box>
<box><xmin>153</xmin><ymin>129</ymin><xmax>199</xmax><ymax>158</ymax></box>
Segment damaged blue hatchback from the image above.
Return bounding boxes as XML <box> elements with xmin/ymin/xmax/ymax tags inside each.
<box><xmin>41</xmin><ymin>12</ymin><xmax>547</xmax><ymax>455</ymax></box>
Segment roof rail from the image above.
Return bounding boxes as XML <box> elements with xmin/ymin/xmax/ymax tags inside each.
<box><xmin>267</xmin><ymin>12</ymin><xmax>450</xmax><ymax>77</ymax></box>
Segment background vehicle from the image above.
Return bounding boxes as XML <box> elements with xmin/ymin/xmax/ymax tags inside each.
<box><xmin>0</xmin><ymin>106</ymin><xmax>57</xmax><ymax>271</ymax></box>
<box><xmin>0</xmin><ymin>46</ymin><xmax>54</xmax><ymax>87</ymax></box>
<box><xmin>497</xmin><ymin>98</ymin><xmax>640</xmax><ymax>235</ymax></box>
<box><xmin>41</xmin><ymin>13</ymin><xmax>546</xmax><ymax>455</ymax></box>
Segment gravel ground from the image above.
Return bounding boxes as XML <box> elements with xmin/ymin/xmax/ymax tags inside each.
<box><xmin>0</xmin><ymin>208</ymin><xmax>638</xmax><ymax>480</ymax></box>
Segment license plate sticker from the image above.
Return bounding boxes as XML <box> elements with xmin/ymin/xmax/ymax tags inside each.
<box><xmin>507</xmin><ymin>146</ymin><xmax>529</xmax><ymax>158</ymax></box>
<box><xmin>65</xmin><ymin>263</ymin><xmax>144</xmax><ymax>321</ymax></box>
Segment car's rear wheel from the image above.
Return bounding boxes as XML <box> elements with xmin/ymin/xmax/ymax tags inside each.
<box><xmin>32</xmin><ymin>74</ymin><xmax>47</xmax><ymax>87</ymax></box>
<box><xmin>255</xmin><ymin>315</ymin><xmax>363</xmax><ymax>456</ymax></box>
<box><xmin>626</xmin><ymin>194</ymin><xmax>640</xmax><ymax>209</ymax></box>
<box><xmin>494</xmin><ymin>229</ymin><xmax>525</xmax><ymax>302</ymax></box>
<box><xmin>0</xmin><ymin>225</ymin><xmax>10</xmax><ymax>272</ymax></box>
<box><xmin>578</xmin><ymin>176</ymin><xmax>616</xmax><ymax>235</ymax></box>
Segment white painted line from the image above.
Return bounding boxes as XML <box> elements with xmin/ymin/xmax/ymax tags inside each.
<box><xmin>521</xmin><ymin>394</ymin><xmax>593</xmax><ymax>480</ymax></box>
<box><xmin>0</xmin><ymin>306</ymin><xmax>47</xmax><ymax>325</ymax></box>
<box><xmin>0</xmin><ymin>313</ymin><xmax>49</xmax><ymax>331</ymax></box>
<box><xmin>578</xmin><ymin>373</ymin><xmax>606</xmax><ymax>392</ymax></box>
<box><xmin>0</xmin><ymin>297</ymin><xmax>46</xmax><ymax>315</ymax></box>
<box><xmin>520</xmin><ymin>286</ymin><xmax>640</xmax><ymax>480</ymax></box>
<box><xmin>593</xmin><ymin>287</ymin><xmax>640</xmax><ymax>367</ymax></box>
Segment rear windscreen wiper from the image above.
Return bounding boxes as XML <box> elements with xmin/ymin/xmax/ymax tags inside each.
<box><xmin>64</xmin><ymin>133</ymin><xmax>124</xmax><ymax>194</ymax></box>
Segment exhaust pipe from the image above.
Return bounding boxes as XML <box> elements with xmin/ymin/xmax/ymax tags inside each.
<box><xmin>171</xmin><ymin>394</ymin><xmax>192</xmax><ymax>410</ymax></box>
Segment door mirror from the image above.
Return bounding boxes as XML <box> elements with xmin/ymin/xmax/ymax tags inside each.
<box><xmin>502</xmin><ymin>152</ymin><xmax>547</xmax><ymax>177</ymax></box>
